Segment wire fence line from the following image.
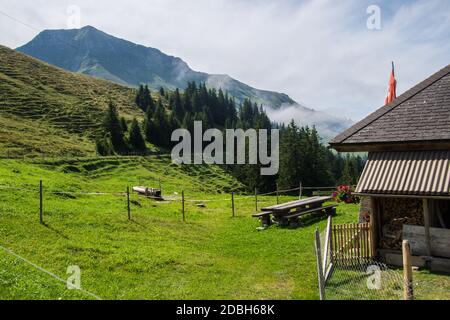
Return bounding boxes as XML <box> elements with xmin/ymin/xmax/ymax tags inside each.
<box><xmin>0</xmin><ymin>183</ymin><xmax>336</xmax><ymax>202</ymax></box>
<box><xmin>0</xmin><ymin>243</ymin><xmax>102</xmax><ymax>300</ymax></box>
<box><xmin>0</xmin><ymin>180</ymin><xmax>340</xmax><ymax>224</ymax></box>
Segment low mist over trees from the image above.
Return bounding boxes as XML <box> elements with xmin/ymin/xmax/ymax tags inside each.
<box><xmin>96</xmin><ymin>82</ymin><xmax>364</xmax><ymax>191</ymax></box>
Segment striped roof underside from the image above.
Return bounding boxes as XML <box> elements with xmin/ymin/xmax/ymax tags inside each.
<box><xmin>356</xmin><ymin>151</ymin><xmax>450</xmax><ymax>196</ymax></box>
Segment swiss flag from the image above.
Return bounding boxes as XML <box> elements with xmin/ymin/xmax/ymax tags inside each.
<box><xmin>385</xmin><ymin>62</ymin><xmax>397</xmax><ymax>105</ymax></box>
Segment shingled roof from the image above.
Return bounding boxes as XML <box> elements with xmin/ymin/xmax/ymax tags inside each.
<box><xmin>330</xmin><ymin>64</ymin><xmax>450</xmax><ymax>152</ymax></box>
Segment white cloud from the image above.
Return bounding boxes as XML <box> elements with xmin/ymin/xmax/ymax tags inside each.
<box><xmin>1</xmin><ymin>0</ymin><xmax>450</xmax><ymax>121</ymax></box>
<box><xmin>266</xmin><ymin>103</ymin><xmax>354</xmax><ymax>141</ymax></box>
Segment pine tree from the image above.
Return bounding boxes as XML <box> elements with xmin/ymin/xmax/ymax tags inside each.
<box><xmin>182</xmin><ymin>112</ymin><xmax>194</xmax><ymax>132</ymax></box>
<box><xmin>173</xmin><ymin>88</ymin><xmax>184</xmax><ymax>121</ymax></box>
<box><xmin>339</xmin><ymin>160</ymin><xmax>353</xmax><ymax>185</ymax></box>
<box><xmin>145</xmin><ymin>85</ymin><xmax>155</xmax><ymax>113</ymax></box>
<box><xmin>128</xmin><ymin>118</ymin><xmax>146</xmax><ymax>152</ymax></box>
<box><xmin>152</xmin><ymin>99</ymin><xmax>170</xmax><ymax>147</ymax></box>
<box><xmin>103</xmin><ymin>101</ymin><xmax>127</xmax><ymax>154</ymax></box>
<box><xmin>95</xmin><ymin>137</ymin><xmax>112</xmax><ymax>156</ymax></box>
<box><xmin>277</xmin><ymin>121</ymin><xmax>302</xmax><ymax>189</ymax></box>
<box><xmin>120</xmin><ymin>117</ymin><xmax>128</xmax><ymax>132</ymax></box>
<box><xmin>143</xmin><ymin>106</ymin><xmax>153</xmax><ymax>143</ymax></box>
<box><xmin>135</xmin><ymin>85</ymin><xmax>144</xmax><ymax>108</ymax></box>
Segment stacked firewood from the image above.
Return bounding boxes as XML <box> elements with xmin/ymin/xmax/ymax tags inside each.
<box><xmin>379</xmin><ymin>198</ymin><xmax>423</xmax><ymax>250</ymax></box>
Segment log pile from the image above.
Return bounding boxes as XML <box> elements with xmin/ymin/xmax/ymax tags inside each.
<box><xmin>379</xmin><ymin>198</ymin><xmax>423</xmax><ymax>250</ymax></box>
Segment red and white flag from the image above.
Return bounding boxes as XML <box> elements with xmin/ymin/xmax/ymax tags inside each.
<box><xmin>385</xmin><ymin>62</ymin><xmax>397</xmax><ymax>105</ymax></box>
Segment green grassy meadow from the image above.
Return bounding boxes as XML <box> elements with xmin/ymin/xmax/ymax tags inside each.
<box><xmin>0</xmin><ymin>157</ymin><xmax>449</xmax><ymax>300</ymax></box>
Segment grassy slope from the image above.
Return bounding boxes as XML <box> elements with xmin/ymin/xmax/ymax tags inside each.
<box><xmin>1</xmin><ymin>157</ymin><xmax>448</xmax><ymax>300</ymax></box>
<box><xmin>0</xmin><ymin>45</ymin><xmax>156</xmax><ymax>157</ymax></box>
<box><xmin>0</xmin><ymin>157</ymin><xmax>340</xmax><ymax>299</ymax></box>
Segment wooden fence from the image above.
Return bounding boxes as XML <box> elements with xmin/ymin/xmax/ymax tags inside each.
<box><xmin>315</xmin><ymin>215</ymin><xmax>414</xmax><ymax>300</ymax></box>
<box><xmin>314</xmin><ymin>214</ymin><xmax>376</xmax><ymax>298</ymax></box>
<box><xmin>331</xmin><ymin>219</ymin><xmax>375</xmax><ymax>265</ymax></box>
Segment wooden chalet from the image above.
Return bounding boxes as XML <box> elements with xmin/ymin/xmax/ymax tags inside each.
<box><xmin>330</xmin><ymin>64</ymin><xmax>450</xmax><ymax>272</ymax></box>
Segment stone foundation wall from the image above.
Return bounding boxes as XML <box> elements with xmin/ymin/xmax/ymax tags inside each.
<box><xmin>358</xmin><ymin>196</ymin><xmax>372</xmax><ymax>223</ymax></box>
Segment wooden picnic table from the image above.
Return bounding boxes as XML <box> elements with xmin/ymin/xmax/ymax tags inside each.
<box><xmin>255</xmin><ymin>196</ymin><xmax>335</xmax><ymax>227</ymax></box>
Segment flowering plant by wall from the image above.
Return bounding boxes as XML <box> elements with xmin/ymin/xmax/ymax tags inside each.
<box><xmin>332</xmin><ymin>185</ymin><xmax>360</xmax><ymax>204</ymax></box>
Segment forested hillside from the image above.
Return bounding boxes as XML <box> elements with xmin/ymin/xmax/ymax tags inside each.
<box><xmin>96</xmin><ymin>82</ymin><xmax>365</xmax><ymax>192</ymax></box>
<box><xmin>0</xmin><ymin>45</ymin><xmax>364</xmax><ymax>192</ymax></box>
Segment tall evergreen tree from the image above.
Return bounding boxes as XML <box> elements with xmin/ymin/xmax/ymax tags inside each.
<box><xmin>143</xmin><ymin>104</ymin><xmax>153</xmax><ymax>143</ymax></box>
<box><xmin>145</xmin><ymin>99</ymin><xmax>171</xmax><ymax>148</ymax></box>
<box><xmin>173</xmin><ymin>88</ymin><xmax>184</xmax><ymax>121</ymax></box>
<box><xmin>135</xmin><ymin>84</ymin><xmax>154</xmax><ymax>112</ymax></box>
<box><xmin>102</xmin><ymin>101</ymin><xmax>127</xmax><ymax>154</ymax></box>
<box><xmin>120</xmin><ymin>117</ymin><xmax>128</xmax><ymax>132</ymax></box>
<box><xmin>128</xmin><ymin>118</ymin><xmax>146</xmax><ymax>152</ymax></box>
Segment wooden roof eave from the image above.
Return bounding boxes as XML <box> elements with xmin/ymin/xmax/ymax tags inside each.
<box><xmin>329</xmin><ymin>140</ymin><xmax>450</xmax><ymax>153</ymax></box>
<box><xmin>354</xmin><ymin>192</ymin><xmax>450</xmax><ymax>200</ymax></box>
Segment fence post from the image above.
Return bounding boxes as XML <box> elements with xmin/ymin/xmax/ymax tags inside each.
<box><xmin>402</xmin><ymin>240</ymin><xmax>414</xmax><ymax>300</ymax></box>
<box><xmin>39</xmin><ymin>180</ymin><xmax>43</xmax><ymax>224</ymax></box>
<box><xmin>369</xmin><ymin>212</ymin><xmax>376</xmax><ymax>258</ymax></box>
<box><xmin>323</xmin><ymin>216</ymin><xmax>332</xmax><ymax>276</ymax></box>
<box><xmin>254</xmin><ymin>187</ymin><xmax>258</xmax><ymax>212</ymax></box>
<box><xmin>127</xmin><ymin>186</ymin><xmax>131</xmax><ymax>220</ymax></box>
<box><xmin>314</xmin><ymin>227</ymin><xmax>326</xmax><ymax>300</ymax></box>
<box><xmin>231</xmin><ymin>192</ymin><xmax>235</xmax><ymax>217</ymax></box>
<box><xmin>299</xmin><ymin>181</ymin><xmax>302</xmax><ymax>199</ymax></box>
<box><xmin>182</xmin><ymin>190</ymin><xmax>185</xmax><ymax>222</ymax></box>
<box><xmin>276</xmin><ymin>183</ymin><xmax>279</xmax><ymax>204</ymax></box>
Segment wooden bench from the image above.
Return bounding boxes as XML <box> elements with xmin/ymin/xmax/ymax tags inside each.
<box><xmin>285</xmin><ymin>204</ymin><xmax>337</xmax><ymax>226</ymax></box>
<box><xmin>252</xmin><ymin>211</ymin><xmax>273</xmax><ymax>226</ymax></box>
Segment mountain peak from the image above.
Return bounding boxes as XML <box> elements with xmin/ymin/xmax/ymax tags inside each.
<box><xmin>80</xmin><ymin>25</ymin><xmax>98</xmax><ymax>31</ymax></box>
<box><xmin>17</xmin><ymin>26</ymin><xmax>297</xmax><ymax>108</ymax></box>
<box><xmin>15</xmin><ymin>26</ymin><xmax>353</xmax><ymax>137</ymax></box>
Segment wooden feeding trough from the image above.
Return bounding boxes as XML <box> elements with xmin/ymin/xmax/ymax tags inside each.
<box><xmin>132</xmin><ymin>186</ymin><xmax>162</xmax><ymax>199</ymax></box>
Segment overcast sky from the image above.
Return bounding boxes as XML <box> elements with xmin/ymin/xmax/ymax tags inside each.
<box><xmin>1</xmin><ymin>0</ymin><xmax>450</xmax><ymax>120</ymax></box>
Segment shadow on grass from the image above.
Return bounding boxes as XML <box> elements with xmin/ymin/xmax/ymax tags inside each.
<box><xmin>283</xmin><ymin>213</ymin><xmax>332</xmax><ymax>230</ymax></box>
<box><xmin>42</xmin><ymin>222</ymin><xmax>70</xmax><ymax>239</ymax></box>
<box><xmin>129</xmin><ymin>219</ymin><xmax>147</xmax><ymax>229</ymax></box>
